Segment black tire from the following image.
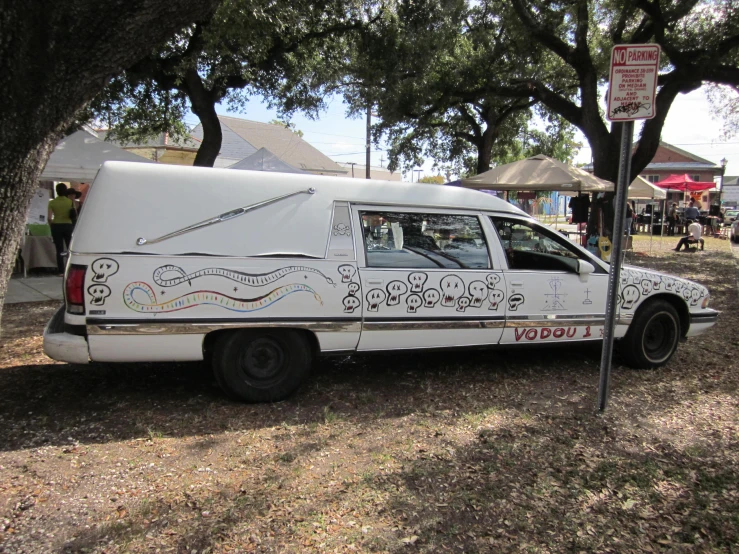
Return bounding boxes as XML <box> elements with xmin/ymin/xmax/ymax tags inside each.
<box><xmin>619</xmin><ymin>299</ymin><xmax>681</xmax><ymax>369</ymax></box>
<box><xmin>212</xmin><ymin>329</ymin><xmax>312</xmax><ymax>402</ymax></box>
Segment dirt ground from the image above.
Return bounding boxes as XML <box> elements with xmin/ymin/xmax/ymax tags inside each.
<box><xmin>0</xmin><ymin>235</ymin><xmax>737</xmax><ymax>553</ymax></box>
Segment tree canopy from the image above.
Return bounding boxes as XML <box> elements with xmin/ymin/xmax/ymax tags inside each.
<box><xmin>504</xmin><ymin>0</ymin><xmax>739</xmax><ymax>183</ymax></box>
<box><xmin>88</xmin><ymin>0</ymin><xmax>376</xmax><ymax>166</ymax></box>
<box><xmin>341</xmin><ymin>0</ymin><xmax>578</xmax><ymax>176</ymax></box>
<box><xmin>87</xmin><ymin>1</ymin><xmax>738</xmax><ymax>186</ymax></box>
<box><xmin>707</xmin><ymin>84</ymin><xmax>739</xmax><ymax>140</ymax></box>
<box><xmin>0</xmin><ymin>0</ymin><xmax>221</xmax><ymax>325</ymax></box>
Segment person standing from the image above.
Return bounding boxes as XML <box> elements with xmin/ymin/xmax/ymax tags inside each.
<box><xmin>48</xmin><ymin>183</ymin><xmax>75</xmax><ymax>274</ymax></box>
<box><xmin>667</xmin><ymin>202</ymin><xmax>678</xmax><ymax>236</ymax></box>
<box><xmin>674</xmin><ymin>219</ymin><xmax>704</xmax><ymax>252</ymax></box>
<box><xmin>684</xmin><ymin>199</ymin><xmax>700</xmax><ymax>220</ymax></box>
<box><xmin>625</xmin><ymin>201</ymin><xmax>634</xmax><ymax>236</ymax></box>
<box><xmin>65</xmin><ymin>187</ymin><xmax>82</xmax><ymax>225</ymax></box>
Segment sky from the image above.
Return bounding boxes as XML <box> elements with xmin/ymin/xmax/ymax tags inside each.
<box><xmin>185</xmin><ymin>86</ymin><xmax>738</xmax><ymax>182</ymax></box>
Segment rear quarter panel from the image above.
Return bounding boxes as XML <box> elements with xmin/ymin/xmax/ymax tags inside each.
<box><xmin>74</xmin><ymin>255</ymin><xmax>361</xmax><ymax>361</ymax></box>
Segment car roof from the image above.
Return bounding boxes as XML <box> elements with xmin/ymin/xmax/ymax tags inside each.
<box><xmin>72</xmin><ymin>162</ymin><xmax>526</xmax><ymax>257</ymax></box>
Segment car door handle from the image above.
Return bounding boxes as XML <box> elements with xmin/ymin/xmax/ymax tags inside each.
<box><xmin>366</xmin><ymin>278</ymin><xmax>384</xmax><ymax>285</ymax></box>
<box><xmin>510</xmin><ymin>281</ymin><xmax>524</xmax><ymax>287</ymax></box>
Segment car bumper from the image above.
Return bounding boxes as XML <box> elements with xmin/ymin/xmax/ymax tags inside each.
<box><xmin>43</xmin><ymin>306</ymin><xmax>89</xmax><ymax>364</ymax></box>
<box><xmin>686</xmin><ymin>309</ymin><xmax>719</xmax><ymax>337</ymax></box>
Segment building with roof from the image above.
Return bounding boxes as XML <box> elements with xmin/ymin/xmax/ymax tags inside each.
<box><xmin>190</xmin><ymin>116</ymin><xmax>347</xmax><ymax>176</ymax></box>
<box><xmin>96</xmin><ymin>131</ymin><xmax>200</xmax><ymax>166</ymax></box>
<box><xmin>637</xmin><ymin>142</ymin><xmax>722</xmax><ymax>184</ymax></box>
<box><xmin>721</xmin><ymin>176</ymin><xmax>739</xmax><ymax>207</ymax></box>
<box><xmin>638</xmin><ymin>142</ymin><xmax>723</xmax><ymax>206</ymax></box>
<box><xmin>584</xmin><ymin>141</ymin><xmax>723</xmax><ymax>206</ymax></box>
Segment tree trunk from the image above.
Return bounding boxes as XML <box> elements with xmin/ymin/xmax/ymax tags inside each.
<box><xmin>0</xmin><ymin>138</ymin><xmax>60</xmax><ymax>329</ymax></box>
<box><xmin>186</xmin><ymin>69</ymin><xmax>223</xmax><ymax>168</ymax></box>
<box><xmin>476</xmin><ymin>139</ymin><xmax>493</xmax><ymax>176</ymax></box>
<box><xmin>0</xmin><ymin>0</ymin><xmax>220</xmax><ymax>332</ymax></box>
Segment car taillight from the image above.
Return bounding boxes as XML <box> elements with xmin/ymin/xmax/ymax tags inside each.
<box><xmin>66</xmin><ymin>265</ymin><xmax>87</xmax><ymax>314</ymax></box>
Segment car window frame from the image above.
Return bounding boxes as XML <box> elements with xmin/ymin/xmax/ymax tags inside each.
<box><xmin>355</xmin><ymin>207</ymin><xmax>493</xmax><ymax>271</ymax></box>
<box><xmin>489</xmin><ymin>215</ymin><xmax>608</xmax><ymax>274</ymax></box>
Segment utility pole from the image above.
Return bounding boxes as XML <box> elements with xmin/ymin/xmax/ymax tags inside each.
<box><xmin>413</xmin><ymin>169</ymin><xmax>423</xmax><ymax>182</ymax></box>
<box><xmin>366</xmin><ymin>102</ymin><xmax>371</xmax><ymax>179</ymax></box>
<box><xmin>718</xmin><ymin>157</ymin><xmax>728</xmax><ymax>207</ymax></box>
<box><xmin>347</xmin><ymin>162</ymin><xmax>357</xmax><ymax>178</ymax></box>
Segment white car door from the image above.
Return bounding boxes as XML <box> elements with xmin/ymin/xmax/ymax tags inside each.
<box><xmin>353</xmin><ymin>206</ymin><xmax>506</xmax><ymax>351</ymax></box>
<box><xmin>488</xmin><ymin>217</ymin><xmax>608</xmax><ymax>345</ymax></box>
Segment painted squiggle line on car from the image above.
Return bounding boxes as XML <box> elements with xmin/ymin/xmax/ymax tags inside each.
<box><xmin>123</xmin><ymin>281</ymin><xmax>322</xmax><ymax>313</ymax></box>
<box><xmin>152</xmin><ymin>265</ymin><xmax>335</xmax><ymax>288</ymax></box>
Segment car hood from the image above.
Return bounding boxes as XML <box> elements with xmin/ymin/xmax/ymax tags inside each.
<box><xmin>619</xmin><ymin>265</ymin><xmax>709</xmax><ymax>311</ymax></box>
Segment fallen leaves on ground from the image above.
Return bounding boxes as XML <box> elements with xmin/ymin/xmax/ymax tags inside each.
<box><xmin>0</xmin><ymin>236</ymin><xmax>737</xmax><ymax>553</ymax></box>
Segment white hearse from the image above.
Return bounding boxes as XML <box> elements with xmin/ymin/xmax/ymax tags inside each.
<box><xmin>44</xmin><ymin>162</ymin><xmax>718</xmax><ymax>402</ymax></box>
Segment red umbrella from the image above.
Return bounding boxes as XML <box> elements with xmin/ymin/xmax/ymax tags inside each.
<box><xmin>653</xmin><ymin>174</ymin><xmax>715</xmax><ymax>192</ymax></box>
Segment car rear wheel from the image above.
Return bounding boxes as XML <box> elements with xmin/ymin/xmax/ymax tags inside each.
<box><xmin>212</xmin><ymin>329</ymin><xmax>312</xmax><ymax>402</ymax></box>
<box><xmin>619</xmin><ymin>299</ymin><xmax>681</xmax><ymax>369</ymax></box>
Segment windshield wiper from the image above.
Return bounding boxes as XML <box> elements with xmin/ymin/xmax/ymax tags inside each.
<box><xmin>135</xmin><ymin>187</ymin><xmax>316</xmax><ymax>246</ymax></box>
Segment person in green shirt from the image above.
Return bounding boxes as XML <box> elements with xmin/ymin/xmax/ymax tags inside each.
<box><xmin>48</xmin><ymin>183</ymin><xmax>75</xmax><ymax>273</ymax></box>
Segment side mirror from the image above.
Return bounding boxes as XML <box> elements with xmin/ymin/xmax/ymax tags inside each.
<box><xmin>577</xmin><ymin>260</ymin><xmax>595</xmax><ymax>276</ymax></box>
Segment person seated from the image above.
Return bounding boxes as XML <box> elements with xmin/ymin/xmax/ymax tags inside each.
<box><xmin>674</xmin><ymin>219</ymin><xmax>704</xmax><ymax>251</ymax></box>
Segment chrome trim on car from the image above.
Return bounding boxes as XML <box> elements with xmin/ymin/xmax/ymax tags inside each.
<box><xmin>689</xmin><ymin>310</ymin><xmax>719</xmax><ymax>324</ymax></box>
<box><xmin>505</xmin><ymin>314</ymin><xmax>605</xmax><ymax>327</ymax></box>
<box><xmin>362</xmin><ymin>319</ymin><xmax>505</xmax><ymax>331</ymax></box>
<box><xmin>88</xmin><ymin>319</ymin><xmax>361</xmax><ymax>336</ymax></box>
<box><xmin>505</xmin><ymin>318</ymin><xmax>605</xmax><ymax>328</ymax></box>
<box><xmin>506</xmin><ymin>314</ymin><xmax>604</xmax><ymax>321</ymax></box>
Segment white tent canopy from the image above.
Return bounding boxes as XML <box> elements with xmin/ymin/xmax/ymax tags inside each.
<box><xmin>628</xmin><ymin>176</ymin><xmax>667</xmax><ymax>199</ymax></box>
<box><xmin>460</xmin><ymin>154</ymin><xmax>614</xmax><ymax>192</ymax></box>
<box><xmin>39</xmin><ymin>129</ymin><xmax>154</xmax><ymax>182</ymax></box>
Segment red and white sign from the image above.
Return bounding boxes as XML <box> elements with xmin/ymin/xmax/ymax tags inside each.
<box><xmin>606</xmin><ymin>44</ymin><xmax>661</xmax><ymax>121</ymax></box>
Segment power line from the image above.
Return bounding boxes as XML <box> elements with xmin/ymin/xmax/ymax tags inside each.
<box><xmin>579</xmin><ymin>141</ymin><xmax>739</xmax><ymax>150</ymax></box>
<box><xmin>329</xmin><ymin>150</ymin><xmax>384</xmax><ymax>156</ymax></box>
<box><xmin>303</xmin><ymin>130</ymin><xmax>366</xmax><ymax>140</ymax></box>
<box><xmin>307</xmin><ymin>140</ymin><xmax>366</xmax><ymax>145</ymax></box>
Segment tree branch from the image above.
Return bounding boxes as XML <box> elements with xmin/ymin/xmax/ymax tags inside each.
<box><xmin>508</xmin><ymin>0</ymin><xmax>574</xmax><ymax>63</ymax></box>
<box><xmin>456</xmin><ymin>105</ymin><xmax>482</xmax><ymax>141</ymax></box>
<box><xmin>523</xmin><ymin>80</ymin><xmax>583</xmax><ymax>128</ymax></box>
<box><xmin>632</xmin><ymin>76</ymin><xmax>701</xmax><ymax>177</ymax></box>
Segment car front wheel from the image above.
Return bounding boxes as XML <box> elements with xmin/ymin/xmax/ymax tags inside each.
<box><xmin>212</xmin><ymin>329</ymin><xmax>312</xmax><ymax>402</ymax></box>
<box><xmin>619</xmin><ymin>299</ymin><xmax>681</xmax><ymax>369</ymax></box>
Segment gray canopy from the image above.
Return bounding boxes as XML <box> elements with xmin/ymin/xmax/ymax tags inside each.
<box><xmin>461</xmin><ymin>154</ymin><xmax>614</xmax><ymax>192</ymax></box>
<box><xmin>39</xmin><ymin>129</ymin><xmax>154</xmax><ymax>182</ymax></box>
<box><xmin>228</xmin><ymin>148</ymin><xmax>307</xmax><ymax>174</ymax></box>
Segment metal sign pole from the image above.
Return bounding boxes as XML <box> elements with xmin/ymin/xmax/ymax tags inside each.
<box><xmin>598</xmin><ymin>120</ymin><xmax>634</xmax><ymax>411</ymax></box>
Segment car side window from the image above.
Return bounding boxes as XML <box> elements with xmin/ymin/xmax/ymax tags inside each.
<box><xmin>491</xmin><ymin>217</ymin><xmax>592</xmax><ymax>273</ymax></box>
<box><xmin>360</xmin><ymin>211</ymin><xmax>490</xmax><ymax>269</ymax></box>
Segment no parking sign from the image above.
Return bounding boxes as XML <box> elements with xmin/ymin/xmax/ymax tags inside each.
<box><xmin>607</xmin><ymin>44</ymin><xmax>661</xmax><ymax>121</ymax></box>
